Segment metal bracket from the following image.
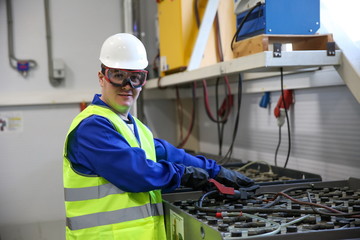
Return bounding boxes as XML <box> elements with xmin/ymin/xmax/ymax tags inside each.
<box><xmin>187</xmin><ymin>0</ymin><xmax>220</xmax><ymax>71</ymax></box>
<box><xmin>273</xmin><ymin>42</ymin><xmax>282</xmax><ymax>58</ymax></box>
<box><xmin>327</xmin><ymin>42</ymin><xmax>336</xmax><ymax>56</ymax></box>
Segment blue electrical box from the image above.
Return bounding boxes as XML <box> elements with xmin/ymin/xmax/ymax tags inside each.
<box><xmin>235</xmin><ymin>0</ymin><xmax>320</xmax><ymax>41</ymax></box>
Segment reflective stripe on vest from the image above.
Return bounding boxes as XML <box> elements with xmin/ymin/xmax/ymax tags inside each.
<box><xmin>64</xmin><ymin>182</ymin><xmax>125</xmax><ymax>201</ymax></box>
<box><xmin>67</xmin><ymin>202</ymin><xmax>163</xmax><ymax>230</ymax></box>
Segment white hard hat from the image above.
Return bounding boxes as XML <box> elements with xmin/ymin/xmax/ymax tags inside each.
<box><xmin>99</xmin><ymin>33</ymin><xmax>148</xmax><ymax>70</ymax></box>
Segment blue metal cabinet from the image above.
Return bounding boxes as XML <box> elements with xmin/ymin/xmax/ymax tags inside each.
<box><xmin>236</xmin><ymin>0</ymin><xmax>320</xmax><ymax>40</ymax></box>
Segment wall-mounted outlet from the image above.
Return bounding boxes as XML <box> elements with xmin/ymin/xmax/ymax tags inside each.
<box><xmin>53</xmin><ymin>59</ymin><xmax>65</xmax><ymax>79</ymax></box>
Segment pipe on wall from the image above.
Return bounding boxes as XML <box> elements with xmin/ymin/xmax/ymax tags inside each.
<box><xmin>44</xmin><ymin>0</ymin><xmax>64</xmax><ymax>87</ymax></box>
<box><xmin>6</xmin><ymin>0</ymin><xmax>38</xmax><ymax>77</ymax></box>
<box><xmin>121</xmin><ymin>0</ymin><xmax>144</xmax><ymax>118</ymax></box>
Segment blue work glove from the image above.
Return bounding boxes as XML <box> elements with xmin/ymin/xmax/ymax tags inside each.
<box><xmin>214</xmin><ymin>167</ymin><xmax>254</xmax><ymax>189</ymax></box>
<box><xmin>181</xmin><ymin>166</ymin><xmax>210</xmax><ymax>190</ymax></box>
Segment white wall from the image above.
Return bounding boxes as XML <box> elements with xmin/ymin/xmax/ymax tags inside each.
<box><xmin>0</xmin><ymin>0</ymin><xmax>160</xmax><ymax>238</ymax></box>
<box><xmin>0</xmin><ymin>0</ymin><xmax>126</xmax><ymax>239</ymax></box>
<box><xmin>0</xmin><ymin>0</ymin><xmax>122</xmax><ymax>97</ymax></box>
<box><xmin>145</xmin><ymin>74</ymin><xmax>360</xmax><ymax>182</ymax></box>
<box><xmin>196</xmin><ymin>84</ymin><xmax>360</xmax><ymax>181</ymax></box>
<box><xmin>0</xmin><ymin>104</ymin><xmax>77</xmax><ymax>240</ymax></box>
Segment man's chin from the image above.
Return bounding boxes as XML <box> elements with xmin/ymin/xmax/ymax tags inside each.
<box><xmin>112</xmin><ymin>104</ymin><xmax>130</xmax><ymax>115</ymax></box>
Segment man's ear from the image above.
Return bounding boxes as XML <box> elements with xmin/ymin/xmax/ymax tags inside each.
<box><xmin>98</xmin><ymin>71</ymin><xmax>105</xmax><ymax>87</ymax></box>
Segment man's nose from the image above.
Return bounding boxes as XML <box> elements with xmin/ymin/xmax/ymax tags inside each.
<box><xmin>121</xmin><ymin>78</ymin><xmax>134</xmax><ymax>89</ymax></box>
<box><xmin>122</xmin><ymin>81</ymin><xmax>134</xmax><ymax>89</ymax></box>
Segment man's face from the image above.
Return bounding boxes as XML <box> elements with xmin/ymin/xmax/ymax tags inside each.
<box><xmin>98</xmin><ymin>71</ymin><xmax>142</xmax><ymax>116</ymax></box>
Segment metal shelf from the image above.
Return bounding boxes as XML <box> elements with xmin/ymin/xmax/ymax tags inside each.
<box><xmin>145</xmin><ymin>50</ymin><xmax>342</xmax><ymax>89</ymax></box>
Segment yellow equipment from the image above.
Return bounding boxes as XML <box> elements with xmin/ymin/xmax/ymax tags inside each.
<box><xmin>157</xmin><ymin>0</ymin><xmax>236</xmax><ymax>76</ymax></box>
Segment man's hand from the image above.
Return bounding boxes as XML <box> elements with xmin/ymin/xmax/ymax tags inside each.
<box><xmin>181</xmin><ymin>166</ymin><xmax>209</xmax><ymax>190</ymax></box>
<box><xmin>214</xmin><ymin>167</ymin><xmax>254</xmax><ymax>189</ymax></box>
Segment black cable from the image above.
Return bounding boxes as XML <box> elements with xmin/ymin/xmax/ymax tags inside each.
<box><xmin>274</xmin><ymin>126</ymin><xmax>281</xmax><ymax>166</ymax></box>
<box><xmin>220</xmin><ymin>73</ymin><xmax>242</xmax><ymax>164</ymax></box>
<box><xmin>280</xmin><ymin>67</ymin><xmax>292</xmax><ymax>168</ymax></box>
<box><xmin>196</xmin><ymin>202</ymin><xmax>316</xmax><ymax>215</ymax></box>
<box><xmin>262</xmin><ymin>185</ymin><xmax>319</xmax><ymax>208</ymax></box>
<box><xmin>216</xmin><ymin>76</ymin><xmax>232</xmax><ymax>156</ymax></box>
<box><xmin>198</xmin><ymin>190</ymin><xmax>218</xmax><ymax>208</ymax></box>
<box><xmin>214</xmin><ymin>12</ymin><xmax>227</xmax><ymax>156</ymax></box>
<box><xmin>231</xmin><ymin>2</ymin><xmax>262</xmax><ymax>51</ymax></box>
<box><xmin>215</xmin><ymin>3</ymin><xmax>262</xmax><ymax>161</ymax></box>
<box><xmin>306</xmin><ymin>192</ymin><xmax>360</xmax><ymax>217</ymax></box>
<box><xmin>197</xmin><ymin>187</ymin><xmax>360</xmax><ymax>218</ymax></box>
<box><xmin>215</xmin><ymin>78</ymin><xmax>225</xmax><ymax>155</ymax></box>
<box><xmin>194</xmin><ymin>1</ymin><xmax>232</xmax><ymax>157</ymax></box>
<box><xmin>273</xmin><ymin>68</ymin><xmax>291</xmax><ymax>167</ymax></box>
<box><xmin>194</xmin><ymin>0</ymin><xmax>200</xmax><ymax>27</ymax></box>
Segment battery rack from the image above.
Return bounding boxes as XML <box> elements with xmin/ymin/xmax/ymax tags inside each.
<box><xmin>192</xmin><ymin>152</ymin><xmax>322</xmax><ymax>185</ymax></box>
<box><xmin>163</xmin><ymin>178</ymin><xmax>360</xmax><ymax>240</ymax></box>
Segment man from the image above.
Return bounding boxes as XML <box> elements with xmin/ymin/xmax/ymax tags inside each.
<box><xmin>63</xmin><ymin>33</ymin><xmax>254</xmax><ymax>239</ymax></box>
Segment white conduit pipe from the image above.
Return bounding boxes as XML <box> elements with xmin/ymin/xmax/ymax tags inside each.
<box><xmin>44</xmin><ymin>0</ymin><xmax>63</xmax><ymax>86</ymax></box>
<box><xmin>6</xmin><ymin>0</ymin><xmax>38</xmax><ymax>77</ymax></box>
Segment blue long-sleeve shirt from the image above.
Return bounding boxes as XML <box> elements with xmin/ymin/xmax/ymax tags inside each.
<box><xmin>66</xmin><ymin>94</ymin><xmax>220</xmax><ymax>193</ymax></box>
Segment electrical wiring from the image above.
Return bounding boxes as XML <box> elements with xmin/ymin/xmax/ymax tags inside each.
<box><xmin>177</xmin><ymin>82</ymin><xmax>197</xmax><ymax>148</ymax></box>
<box><xmin>230</xmin><ymin>212</ymin><xmax>282</xmax><ymax>238</ymax></box>
<box><xmin>196</xmin><ymin>188</ymin><xmax>360</xmax><ymax>220</ymax></box>
<box><xmin>272</xmin><ymin>191</ymin><xmax>344</xmax><ymax>214</ymax></box>
<box><xmin>195</xmin><ymin>190</ymin><xmax>311</xmax><ymax>214</ymax></box>
<box><xmin>231</xmin><ymin>2</ymin><xmax>262</xmax><ymax>51</ymax></box>
<box><xmin>196</xmin><ymin>205</ymin><xmax>316</xmax><ymax>215</ymax></box>
<box><xmin>175</xmin><ymin>86</ymin><xmax>184</xmax><ymax>142</ymax></box>
<box><xmin>198</xmin><ymin>190</ymin><xmax>218</xmax><ymax>208</ymax></box>
<box><xmin>197</xmin><ymin>185</ymin><xmax>318</xmax><ymax>213</ymax></box>
<box><xmin>206</xmin><ymin>211</ymin><xmax>282</xmax><ymax>238</ymax></box>
<box><xmin>217</xmin><ymin>1</ymin><xmax>262</xmax><ymax>163</ymax></box>
<box><xmin>202</xmin><ymin>76</ymin><xmax>232</xmax><ymax>156</ymax></box>
<box><xmin>218</xmin><ymin>74</ymin><xmax>243</xmax><ymax>165</ymax></box>
<box><xmin>279</xmin><ymin>67</ymin><xmax>292</xmax><ymax>168</ymax></box>
<box><xmin>202</xmin><ymin>78</ymin><xmax>232</xmax><ymax>124</ymax></box>
<box><xmin>260</xmin><ymin>190</ymin><xmax>360</xmax><ymax>218</ymax></box>
<box><xmin>213</xmin><ymin>12</ymin><xmax>234</xmax><ymax>126</ymax></box>
<box><xmin>262</xmin><ymin>185</ymin><xmax>320</xmax><ymax>208</ymax></box>
<box><xmin>234</xmin><ymin>160</ymin><xmax>273</xmax><ymax>174</ymax></box>
<box><xmin>306</xmin><ymin>192</ymin><xmax>360</xmax><ymax>218</ymax></box>
<box><xmin>214</xmin><ymin>213</ymin><xmax>311</xmax><ymax>239</ymax></box>
<box><xmin>194</xmin><ymin>0</ymin><xmax>201</xmax><ymax>27</ymax></box>
<box><xmin>215</xmin><ymin>78</ymin><xmax>226</xmax><ymax>155</ymax></box>
<box><xmin>156</xmin><ymin>76</ymin><xmax>167</xmax><ymax>89</ymax></box>
<box><xmin>339</xmin><ymin>224</ymin><xmax>350</xmax><ymax>229</ymax></box>
<box><xmin>172</xmin><ymin>180</ymin><xmax>360</xmax><ymax>237</ymax></box>
<box><xmin>194</xmin><ymin>0</ymin><xmax>234</xmax><ymax>156</ymax></box>
<box><xmin>152</xmin><ymin>50</ymin><xmax>160</xmax><ymax>77</ymax></box>
<box><xmin>274</xmin><ymin>125</ymin><xmax>281</xmax><ymax>167</ymax></box>
<box><xmin>213</xmin><ymin>14</ymin><xmax>233</xmax><ymax>157</ymax></box>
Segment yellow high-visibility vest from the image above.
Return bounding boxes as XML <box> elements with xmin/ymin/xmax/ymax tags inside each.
<box><xmin>63</xmin><ymin>104</ymin><xmax>166</xmax><ymax>240</ymax></box>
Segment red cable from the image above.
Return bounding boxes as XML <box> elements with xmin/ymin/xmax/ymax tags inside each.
<box><xmin>202</xmin><ymin>76</ymin><xmax>233</xmax><ymax>123</ymax></box>
<box><xmin>175</xmin><ymin>86</ymin><xmax>184</xmax><ymax>142</ymax></box>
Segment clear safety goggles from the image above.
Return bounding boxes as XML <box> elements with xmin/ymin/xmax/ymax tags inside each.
<box><xmin>103</xmin><ymin>67</ymin><xmax>148</xmax><ymax>88</ymax></box>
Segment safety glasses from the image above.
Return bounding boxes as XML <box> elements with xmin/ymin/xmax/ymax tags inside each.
<box><xmin>103</xmin><ymin>67</ymin><xmax>148</xmax><ymax>88</ymax></box>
